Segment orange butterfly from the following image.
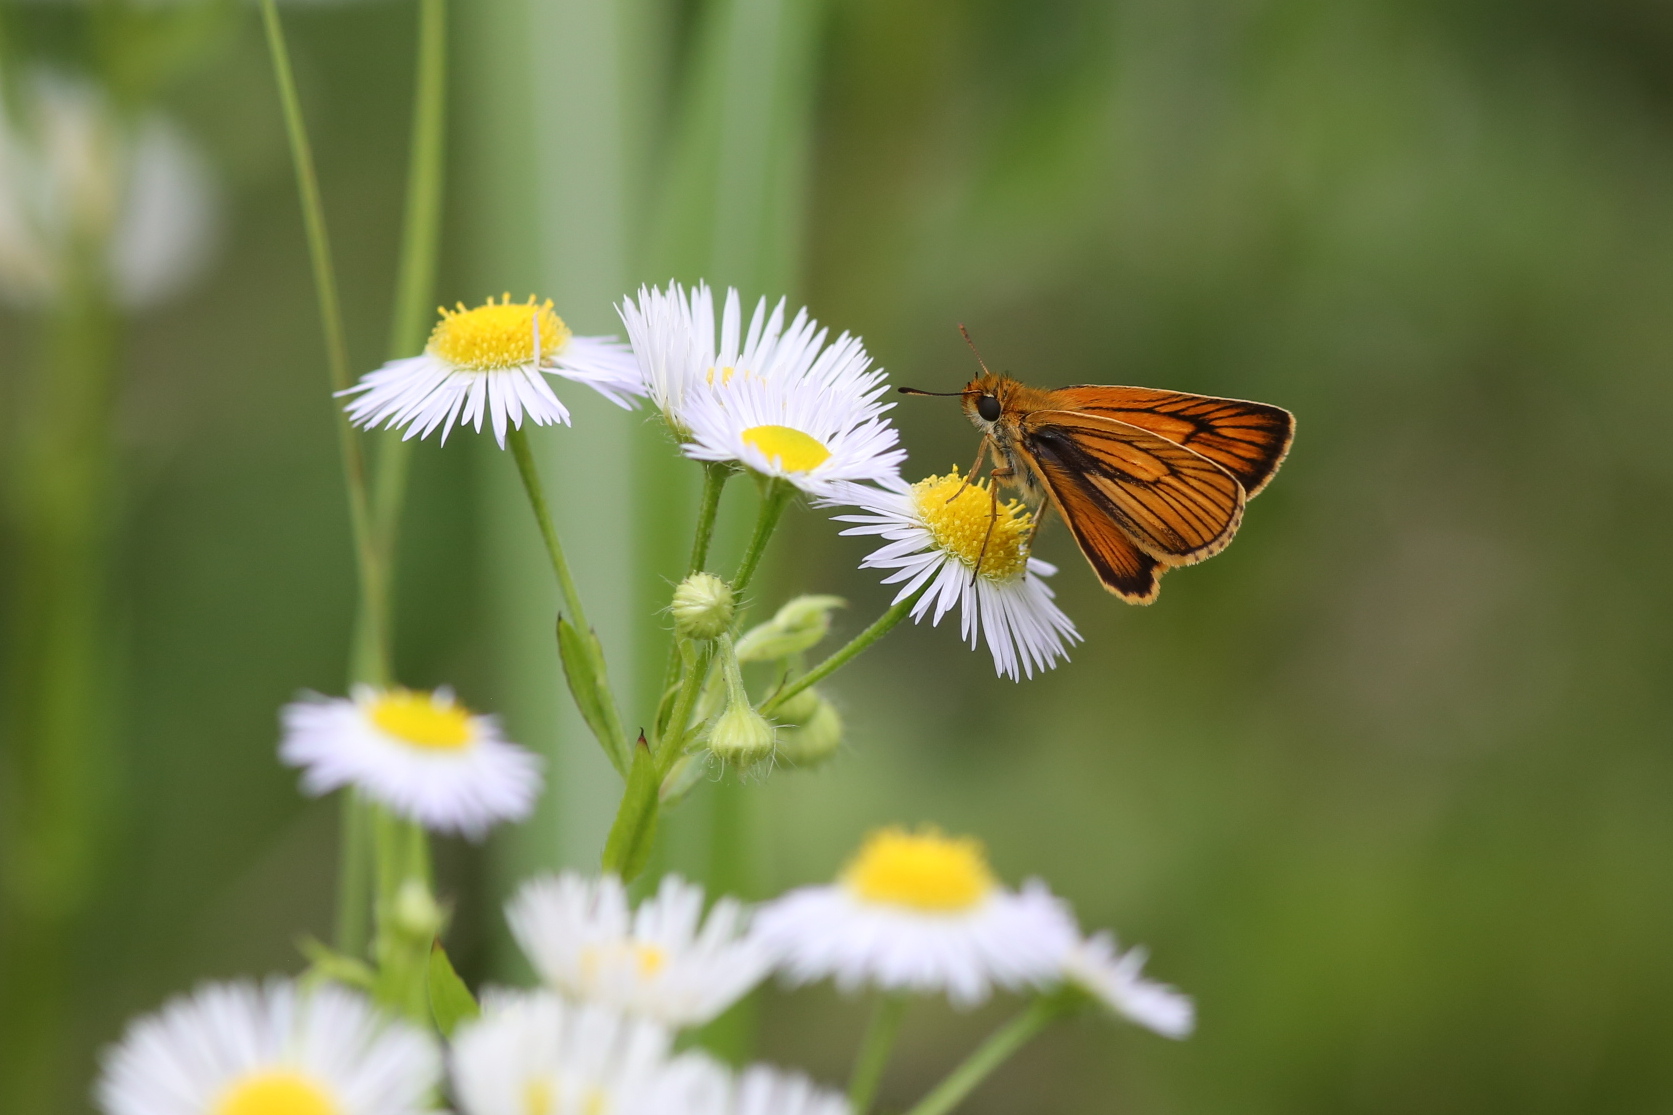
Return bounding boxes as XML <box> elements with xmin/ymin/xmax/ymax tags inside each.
<box><xmin>902</xmin><ymin>329</ymin><xmax>1294</xmax><ymax>604</ymax></box>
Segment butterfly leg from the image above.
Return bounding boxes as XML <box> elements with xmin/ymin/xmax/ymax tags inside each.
<box><xmin>946</xmin><ymin>439</ymin><xmax>991</xmax><ymax>505</ymax></box>
<box><xmin>969</xmin><ymin>464</ymin><xmax>1012</xmax><ymax>585</ymax></box>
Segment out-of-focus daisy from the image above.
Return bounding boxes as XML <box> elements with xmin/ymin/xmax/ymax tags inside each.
<box><xmin>1061</xmin><ymin>933</ymin><xmax>1195</xmax><ymax>1039</ymax></box>
<box><xmin>340</xmin><ymin>295</ymin><xmax>641</xmax><ymax>447</ymax></box>
<box><xmin>683</xmin><ymin>1066</ymin><xmax>849</xmax><ymax>1115</ymax></box>
<box><xmin>0</xmin><ymin>70</ymin><xmax>219</xmax><ymax>311</ymax></box>
<box><xmin>449</xmin><ymin>990</ymin><xmax>718</xmax><ymax>1115</ymax></box>
<box><xmin>95</xmin><ymin>979</ymin><xmax>439</xmax><ymax>1115</ymax></box>
<box><xmin>280</xmin><ymin>686</ymin><xmax>542</xmax><ymax>839</ymax></box>
<box><xmin>752</xmin><ymin>827</ymin><xmax>1080</xmax><ymax>1008</ymax></box>
<box><xmin>831</xmin><ymin>470</ymin><xmax>1080</xmax><ymax>680</ymax></box>
<box><xmin>506</xmin><ymin>872</ymin><xmax>770</xmax><ymax>1028</ymax></box>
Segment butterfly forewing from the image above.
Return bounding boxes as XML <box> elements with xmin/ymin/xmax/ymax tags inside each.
<box><xmin>1020</xmin><ymin>410</ymin><xmax>1245</xmax><ymax>564</ymax></box>
<box><xmin>1049</xmin><ymin>386</ymin><xmax>1294</xmax><ymax>496</ymax></box>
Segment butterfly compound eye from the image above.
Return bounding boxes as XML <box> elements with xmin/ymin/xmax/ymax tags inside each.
<box><xmin>976</xmin><ymin>394</ymin><xmax>1002</xmax><ymax>422</ymax></box>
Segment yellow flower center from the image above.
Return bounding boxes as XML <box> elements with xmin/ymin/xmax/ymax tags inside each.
<box><xmin>741</xmin><ymin>425</ymin><xmax>831</xmax><ymax>473</ymax></box>
<box><xmin>426</xmin><ymin>294</ymin><xmax>571</xmax><ymax>371</ymax></box>
<box><xmin>524</xmin><ymin>1077</ymin><xmax>609</xmax><ymax>1115</ymax></box>
<box><xmin>579</xmin><ymin>940</ymin><xmax>669</xmax><ymax>981</ymax></box>
<box><xmin>912</xmin><ymin>470</ymin><xmax>1033</xmax><ymax>583</ymax></box>
<box><xmin>368</xmin><ymin>689</ymin><xmax>474</xmax><ymax>750</ymax></box>
<box><xmin>842</xmin><ymin>827</ymin><xmax>996</xmax><ymax>912</ymax></box>
<box><xmin>706</xmin><ymin>365</ymin><xmax>739</xmax><ymax>385</ymax></box>
<box><xmin>214</xmin><ymin>1071</ymin><xmax>339</xmax><ymax>1115</ymax></box>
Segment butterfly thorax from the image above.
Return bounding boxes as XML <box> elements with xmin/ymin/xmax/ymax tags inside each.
<box><xmin>961</xmin><ymin>373</ymin><xmax>1057</xmax><ymax>503</ymax></box>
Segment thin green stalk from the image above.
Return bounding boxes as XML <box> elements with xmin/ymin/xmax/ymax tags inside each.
<box><xmin>333</xmin><ymin>791</ymin><xmax>372</xmax><ymax>957</ymax></box>
<box><xmin>507</xmin><ymin>424</ymin><xmax>591</xmax><ymax>630</ymax></box>
<box><xmin>688</xmin><ymin>462</ymin><xmax>731</xmax><ymax>575</ymax></box>
<box><xmin>258</xmin><ymin>0</ymin><xmax>388</xmax><ymax>686</ymax></box>
<box><xmin>761</xmin><ymin>592</ymin><xmax>920</xmax><ymax>716</ymax></box>
<box><xmin>848</xmin><ymin>995</ymin><xmax>909</xmax><ymax>1115</ymax></box>
<box><xmin>900</xmin><ymin>998</ymin><xmax>1067</xmax><ymax>1115</ymax></box>
<box><xmin>731</xmin><ymin>478</ymin><xmax>791</xmax><ymax>602</ymax></box>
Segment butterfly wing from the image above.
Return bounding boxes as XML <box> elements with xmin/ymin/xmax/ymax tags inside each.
<box><xmin>1026</xmin><ymin>451</ymin><xmax>1168</xmax><ymax>603</ymax></box>
<box><xmin>1019</xmin><ymin>409</ymin><xmax>1246</xmax><ymax>567</ymax></box>
<box><xmin>1048</xmin><ymin>386</ymin><xmax>1294</xmax><ymax>496</ymax></box>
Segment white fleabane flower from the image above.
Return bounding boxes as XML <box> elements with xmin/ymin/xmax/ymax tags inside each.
<box><xmin>449</xmin><ymin>990</ymin><xmax>720</xmax><ymax>1115</ymax></box>
<box><xmin>717</xmin><ymin>1067</ymin><xmax>851</xmax><ymax>1115</ymax></box>
<box><xmin>752</xmin><ymin>827</ymin><xmax>1080</xmax><ymax>1008</ymax></box>
<box><xmin>339</xmin><ymin>295</ymin><xmax>641</xmax><ymax>447</ymax></box>
<box><xmin>95</xmin><ymin>979</ymin><xmax>440</xmax><ymax>1115</ymax></box>
<box><xmin>1062</xmin><ymin>933</ymin><xmax>1195</xmax><ymax>1039</ymax></box>
<box><xmin>507</xmin><ymin>872</ymin><xmax>771</xmax><ymax>1028</ymax></box>
<box><xmin>830</xmin><ymin>471</ymin><xmax>1080</xmax><ymax>680</ymax></box>
<box><xmin>0</xmin><ymin>71</ymin><xmax>218</xmax><ymax>311</ymax></box>
<box><xmin>681</xmin><ymin>356</ymin><xmax>903</xmax><ymax>496</ymax></box>
<box><xmin>280</xmin><ymin>686</ymin><xmax>542</xmax><ymax>839</ymax></box>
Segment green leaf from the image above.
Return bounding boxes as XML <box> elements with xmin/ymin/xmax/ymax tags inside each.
<box><xmin>427</xmin><ymin>940</ymin><xmax>480</xmax><ymax>1038</ymax></box>
<box><xmin>601</xmin><ymin>735</ymin><xmax>661</xmax><ymax>882</ymax></box>
<box><xmin>557</xmin><ymin>616</ymin><xmax>631</xmax><ymax>776</ymax></box>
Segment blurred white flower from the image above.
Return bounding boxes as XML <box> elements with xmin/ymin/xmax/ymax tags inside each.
<box><xmin>0</xmin><ymin>71</ymin><xmax>219</xmax><ymax>311</ymax></box>
<box><xmin>830</xmin><ymin>471</ymin><xmax>1080</xmax><ymax>680</ymax></box>
<box><xmin>340</xmin><ymin>295</ymin><xmax>642</xmax><ymax>447</ymax></box>
<box><xmin>699</xmin><ymin>1066</ymin><xmax>851</xmax><ymax>1115</ymax></box>
<box><xmin>95</xmin><ymin>979</ymin><xmax>440</xmax><ymax>1115</ymax></box>
<box><xmin>506</xmin><ymin>872</ymin><xmax>771</xmax><ymax>1028</ymax></box>
<box><xmin>752</xmin><ymin>826</ymin><xmax>1080</xmax><ymax>1008</ymax></box>
<box><xmin>279</xmin><ymin>686</ymin><xmax>543</xmax><ymax>838</ymax></box>
<box><xmin>1061</xmin><ymin>933</ymin><xmax>1195</xmax><ymax>1039</ymax></box>
<box><xmin>449</xmin><ymin>990</ymin><xmax>718</xmax><ymax>1115</ymax></box>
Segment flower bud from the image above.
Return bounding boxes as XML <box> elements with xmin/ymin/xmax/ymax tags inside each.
<box><xmin>393</xmin><ymin>878</ymin><xmax>444</xmax><ymax>940</ymax></box>
<box><xmin>773</xmin><ymin>684</ymin><xmax>822</xmax><ymax>727</ymax></box>
<box><xmin>671</xmin><ymin>572</ymin><xmax>734</xmax><ymax>640</ymax></box>
<box><xmin>735</xmin><ymin>594</ymin><xmax>846</xmax><ymax>662</ymax></box>
<box><xmin>707</xmin><ymin>702</ymin><xmax>777</xmax><ymax>769</ymax></box>
<box><xmin>778</xmin><ymin>691</ymin><xmax>843</xmax><ymax>767</ymax></box>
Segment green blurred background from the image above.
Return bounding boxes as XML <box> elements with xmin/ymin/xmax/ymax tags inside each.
<box><xmin>4</xmin><ymin>0</ymin><xmax>1673</xmax><ymax>1111</ymax></box>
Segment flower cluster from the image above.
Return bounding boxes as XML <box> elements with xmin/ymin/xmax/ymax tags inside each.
<box><xmin>339</xmin><ymin>284</ymin><xmax>1080</xmax><ymax>680</ymax></box>
<box><xmin>96</xmin><ymin>827</ymin><xmax>1189</xmax><ymax>1115</ymax></box>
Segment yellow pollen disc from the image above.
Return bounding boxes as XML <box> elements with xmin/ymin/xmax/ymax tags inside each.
<box><xmin>842</xmin><ymin>827</ymin><xmax>996</xmax><ymax>912</ymax></box>
<box><xmin>912</xmin><ymin>470</ymin><xmax>1033</xmax><ymax>583</ymax></box>
<box><xmin>741</xmin><ymin>425</ymin><xmax>831</xmax><ymax>473</ymax></box>
<box><xmin>705</xmin><ymin>365</ymin><xmax>739</xmax><ymax>385</ymax></box>
<box><xmin>369</xmin><ymin>689</ymin><xmax>474</xmax><ymax>750</ymax></box>
<box><xmin>524</xmin><ymin>1077</ymin><xmax>555</xmax><ymax>1115</ymax></box>
<box><xmin>580</xmin><ymin>941</ymin><xmax>669</xmax><ymax>980</ymax></box>
<box><xmin>426</xmin><ymin>294</ymin><xmax>571</xmax><ymax>371</ymax></box>
<box><xmin>214</xmin><ymin>1071</ymin><xmax>339</xmax><ymax>1115</ymax></box>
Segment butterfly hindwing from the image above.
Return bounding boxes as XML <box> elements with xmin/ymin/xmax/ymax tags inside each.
<box><xmin>1049</xmin><ymin>386</ymin><xmax>1294</xmax><ymax>497</ymax></box>
<box><xmin>1026</xmin><ymin>448</ymin><xmax>1167</xmax><ymax>603</ymax></box>
<box><xmin>1020</xmin><ymin>409</ymin><xmax>1246</xmax><ymax>565</ymax></box>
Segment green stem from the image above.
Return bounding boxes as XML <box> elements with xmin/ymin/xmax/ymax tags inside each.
<box><xmin>761</xmin><ymin>592</ymin><xmax>920</xmax><ymax>716</ymax></box>
<box><xmin>658</xmin><ymin>641</ymin><xmax>716</xmax><ymax>766</ymax></box>
<box><xmin>258</xmin><ymin>0</ymin><xmax>388</xmax><ymax>687</ymax></box>
<box><xmin>900</xmin><ymin>998</ymin><xmax>1066</xmax><ymax>1115</ymax></box>
<box><xmin>689</xmin><ymin>462</ymin><xmax>731</xmax><ymax>575</ymax></box>
<box><xmin>731</xmin><ymin>478</ymin><xmax>791</xmax><ymax>602</ymax></box>
<box><xmin>506</xmin><ymin>424</ymin><xmax>591</xmax><ymax>631</ymax></box>
<box><xmin>333</xmin><ymin>791</ymin><xmax>372</xmax><ymax>958</ymax></box>
<box><xmin>848</xmin><ymin>995</ymin><xmax>909</xmax><ymax>1115</ymax></box>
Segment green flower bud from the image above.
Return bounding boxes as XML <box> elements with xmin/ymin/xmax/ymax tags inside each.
<box><xmin>707</xmin><ymin>702</ymin><xmax>777</xmax><ymax>769</ymax></box>
<box><xmin>735</xmin><ymin>594</ymin><xmax>846</xmax><ymax>662</ymax></box>
<box><xmin>393</xmin><ymin>878</ymin><xmax>444</xmax><ymax>940</ymax></box>
<box><xmin>778</xmin><ymin>691</ymin><xmax>843</xmax><ymax>767</ymax></box>
<box><xmin>671</xmin><ymin>572</ymin><xmax>734</xmax><ymax>640</ymax></box>
<box><xmin>773</xmin><ymin>684</ymin><xmax>822</xmax><ymax>727</ymax></box>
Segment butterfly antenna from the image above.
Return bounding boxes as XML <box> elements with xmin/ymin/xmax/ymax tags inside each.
<box><xmin>958</xmin><ymin>323</ymin><xmax>995</xmax><ymax>376</ymax></box>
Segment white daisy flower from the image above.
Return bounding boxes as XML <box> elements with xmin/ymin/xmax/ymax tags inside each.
<box><xmin>280</xmin><ymin>686</ymin><xmax>543</xmax><ymax>839</ymax></box>
<box><xmin>1061</xmin><ymin>933</ymin><xmax>1195</xmax><ymax>1039</ymax></box>
<box><xmin>95</xmin><ymin>979</ymin><xmax>440</xmax><ymax>1115</ymax></box>
<box><xmin>449</xmin><ymin>990</ymin><xmax>720</xmax><ymax>1115</ymax></box>
<box><xmin>830</xmin><ymin>471</ymin><xmax>1080</xmax><ymax>680</ymax></box>
<box><xmin>506</xmin><ymin>872</ymin><xmax>771</xmax><ymax>1028</ymax></box>
<box><xmin>719</xmin><ymin>1066</ymin><xmax>851</xmax><ymax>1115</ymax></box>
<box><xmin>751</xmin><ymin>827</ymin><xmax>1081</xmax><ymax>1008</ymax></box>
<box><xmin>339</xmin><ymin>294</ymin><xmax>642</xmax><ymax>448</ymax></box>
